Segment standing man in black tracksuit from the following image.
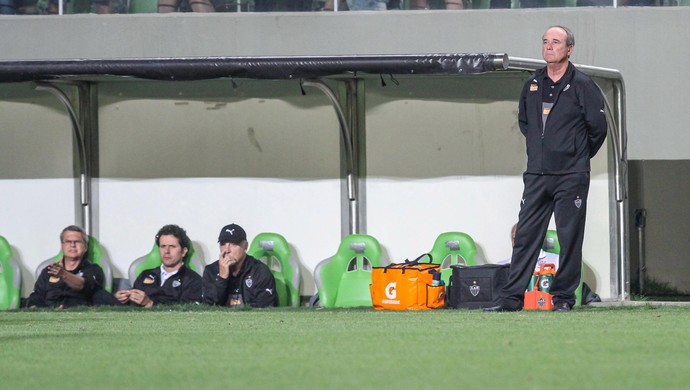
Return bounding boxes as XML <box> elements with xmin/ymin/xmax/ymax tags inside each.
<box><xmin>486</xmin><ymin>25</ymin><xmax>607</xmax><ymax>312</ymax></box>
<box><xmin>202</xmin><ymin>223</ymin><xmax>276</xmax><ymax>308</ymax></box>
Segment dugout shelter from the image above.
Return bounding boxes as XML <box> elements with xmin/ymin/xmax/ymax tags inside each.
<box><xmin>0</xmin><ymin>53</ymin><xmax>628</xmax><ymax>301</ymax></box>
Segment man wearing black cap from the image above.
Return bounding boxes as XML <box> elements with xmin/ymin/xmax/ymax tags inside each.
<box><xmin>202</xmin><ymin>223</ymin><xmax>277</xmax><ymax>308</ymax></box>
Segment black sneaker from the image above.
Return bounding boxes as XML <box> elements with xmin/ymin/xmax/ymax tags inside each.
<box><xmin>552</xmin><ymin>302</ymin><xmax>571</xmax><ymax>312</ymax></box>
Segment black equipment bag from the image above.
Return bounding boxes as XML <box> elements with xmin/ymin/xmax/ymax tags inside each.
<box><xmin>445</xmin><ymin>264</ymin><xmax>510</xmax><ymax>309</ymax></box>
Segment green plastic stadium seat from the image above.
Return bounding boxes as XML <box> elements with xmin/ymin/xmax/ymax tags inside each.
<box><xmin>542</xmin><ymin>229</ymin><xmax>583</xmax><ymax>306</ymax></box>
<box><xmin>546</xmin><ymin>0</ymin><xmax>576</xmax><ymax>6</ymax></box>
<box><xmin>313</xmin><ymin>234</ymin><xmax>383</xmax><ymax>308</ymax></box>
<box><xmin>248</xmin><ymin>232</ymin><xmax>301</xmax><ymax>307</ymax></box>
<box><xmin>425</xmin><ymin>232</ymin><xmax>478</xmax><ymax>285</ymax></box>
<box><xmin>472</xmin><ymin>0</ymin><xmax>490</xmax><ymax>8</ymax></box>
<box><xmin>128</xmin><ymin>241</ymin><xmax>205</xmax><ymax>283</ymax></box>
<box><xmin>0</xmin><ymin>235</ymin><xmax>21</xmax><ymax>310</ymax></box>
<box><xmin>129</xmin><ymin>0</ymin><xmax>157</xmax><ymax>13</ymax></box>
<box><xmin>35</xmin><ymin>236</ymin><xmax>114</xmax><ymax>293</ymax></box>
<box><xmin>542</xmin><ymin>230</ymin><xmax>560</xmax><ymax>255</ymax></box>
<box><xmin>64</xmin><ymin>0</ymin><xmax>89</xmax><ymax>13</ymax></box>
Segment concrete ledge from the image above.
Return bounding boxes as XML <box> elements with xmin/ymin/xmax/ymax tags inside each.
<box><xmin>590</xmin><ymin>300</ymin><xmax>690</xmax><ymax>307</ymax></box>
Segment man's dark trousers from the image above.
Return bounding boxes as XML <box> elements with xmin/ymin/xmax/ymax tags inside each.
<box><xmin>501</xmin><ymin>172</ymin><xmax>590</xmax><ymax>309</ymax></box>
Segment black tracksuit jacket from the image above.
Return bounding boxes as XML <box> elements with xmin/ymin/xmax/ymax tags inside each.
<box><xmin>27</xmin><ymin>258</ymin><xmax>104</xmax><ymax>308</ymax></box>
<box><xmin>202</xmin><ymin>255</ymin><xmax>277</xmax><ymax>308</ymax></box>
<box><xmin>518</xmin><ymin>62</ymin><xmax>608</xmax><ymax>174</ymax></box>
<box><xmin>133</xmin><ymin>264</ymin><xmax>202</xmax><ymax>305</ymax></box>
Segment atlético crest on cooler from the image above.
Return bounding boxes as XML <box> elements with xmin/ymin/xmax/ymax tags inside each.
<box><xmin>245</xmin><ymin>276</ymin><xmax>253</xmax><ymax>288</ymax></box>
<box><xmin>470</xmin><ymin>282</ymin><xmax>480</xmax><ymax>297</ymax></box>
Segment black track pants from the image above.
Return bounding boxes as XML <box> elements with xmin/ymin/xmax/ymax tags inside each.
<box><xmin>501</xmin><ymin>172</ymin><xmax>590</xmax><ymax>309</ymax></box>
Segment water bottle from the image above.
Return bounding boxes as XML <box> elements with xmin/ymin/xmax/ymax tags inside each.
<box><xmin>538</xmin><ymin>264</ymin><xmax>556</xmax><ymax>293</ymax></box>
<box><xmin>539</xmin><ymin>273</ymin><xmax>553</xmax><ymax>293</ymax></box>
<box><xmin>431</xmin><ymin>270</ymin><xmax>441</xmax><ymax>287</ymax></box>
<box><xmin>527</xmin><ymin>272</ymin><xmax>539</xmax><ymax>292</ymax></box>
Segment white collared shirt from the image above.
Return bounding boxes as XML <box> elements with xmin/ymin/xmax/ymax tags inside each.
<box><xmin>497</xmin><ymin>250</ymin><xmax>560</xmax><ymax>272</ymax></box>
<box><xmin>159</xmin><ymin>265</ymin><xmax>179</xmax><ymax>286</ymax></box>
<box><xmin>534</xmin><ymin>250</ymin><xmax>560</xmax><ymax>272</ymax></box>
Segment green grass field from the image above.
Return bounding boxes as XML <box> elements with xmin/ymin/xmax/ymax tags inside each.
<box><xmin>2</xmin><ymin>305</ymin><xmax>689</xmax><ymax>389</ymax></box>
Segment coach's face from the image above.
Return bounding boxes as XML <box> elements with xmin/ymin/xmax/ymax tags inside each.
<box><xmin>542</xmin><ymin>27</ymin><xmax>572</xmax><ymax>65</ymax></box>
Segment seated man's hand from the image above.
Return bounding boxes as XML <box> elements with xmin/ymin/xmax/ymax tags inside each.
<box><xmin>115</xmin><ymin>290</ymin><xmax>131</xmax><ymax>304</ymax></box>
<box><xmin>47</xmin><ymin>262</ymin><xmax>64</xmax><ymax>278</ymax></box>
<box><xmin>129</xmin><ymin>289</ymin><xmax>154</xmax><ymax>308</ymax></box>
<box><xmin>218</xmin><ymin>253</ymin><xmax>234</xmax><ymax>279</ymax></box>
<box><xmin>47</xmin><ymin>262</ymin><xmax>85</xmax><ymax>291</ymax></box>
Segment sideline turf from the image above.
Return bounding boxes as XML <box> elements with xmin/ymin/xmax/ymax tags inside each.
<box><xmin>1</xmin><ymin>306</ymin><xmax>689</xmax><ymax>389</ymax></box>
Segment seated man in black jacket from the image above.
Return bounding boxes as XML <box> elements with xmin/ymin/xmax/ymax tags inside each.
<box><xmin>114</xmin><ymin>224</ymin><xmax>202</xmax><ymax>308</ymax></box>
<box><xmin>203</xmin><ymin>223</ymin><xmax>276</xmax><ymax>308</ymax></box>
<box><xmin>27</xmin><ymin>225</ymin><xmax>104</xmax><ymax>309</ymax></box>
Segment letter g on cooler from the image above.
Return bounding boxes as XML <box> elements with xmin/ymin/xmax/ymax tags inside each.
<box><xmin>385</xmin><ymin>282</ymin><xmax>397</xmax><ymax>299</ymax></box>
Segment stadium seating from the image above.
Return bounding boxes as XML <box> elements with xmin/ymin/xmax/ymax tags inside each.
<box><xmin>35</xmin><ymin>236</ymin><xmax>114</xmax><ymax>293</ymax></box>
<box><xmin>247</xmin><ymin>232</ymin><xmax>301</xmax><ymax>307</ymax></box>
<box><xmin>0</xmin><ymin>0</ymin><xmax>16</xmax><ymax>14</ymax></box>
<box><xmin>128</xmin><ymin>241</ymin><xmax>205</xmax><ymax>283</ymax></box>
<box><xmin>545</xmin><ymin>0</ymin><xmax>576</xmax><ymax>6</ymax></box>
<box><xmin>313</xmin><ymin>234</ymin><xmax>383</xmax><ymax>308</ymax></box>
<box><xmin>425</xmin><ymin>231</ymin><xmax>478</xmax><ymax>285</ymax></box>
<box><xmin>0</xmin><ymin>235</ymin><xmax>21</xmax><ymax>310</ymax></box>
<box><xmin>215</xmin><ymin>0</ymin><xmax>254</xmax><ymax>11</ymax></box>
<box><xmin>542</xmin><ymin>229</ymin><xmax>583</xmax><ymax>306</ymax></box>
<box><xmin>129</xmin><ymin>0</ymin><xmax>157</xmax><ymax>13</ymax></box>
<box><xmin>471</xmin><ymin>0</ymin><xmax>490</xmax><ymax>8</ymax></box>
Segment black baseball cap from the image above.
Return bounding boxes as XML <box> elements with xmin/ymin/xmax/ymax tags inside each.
<box><xmin>217</xmin><ymin>223</ymin><xmax>247</xmax><ymax>244</ymax></box>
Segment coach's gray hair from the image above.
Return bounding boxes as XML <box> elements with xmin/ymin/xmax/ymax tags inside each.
<box><xmin>60</xmin><ymin>225</ymin><xmax>88</xmax><ymax>246</ymax></box>
<box><xmin>548</xmin><ymin>25</ymin><xmax>575</xmax><ymax>47</ymax></box>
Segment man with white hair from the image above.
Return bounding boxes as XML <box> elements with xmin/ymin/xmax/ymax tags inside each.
<box><xmin>486</xmin><ymin>26</ymin><xmax>607</xmax><ymax>312</ymax></box>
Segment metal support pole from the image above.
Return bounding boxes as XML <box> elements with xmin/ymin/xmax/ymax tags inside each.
<box><xmin>302</xmin><ymin>79</ymin><xmax>358</xmax><ymax>235</ymax></box>
<box><xmin>33</xmin><ymin>82</ymin><xmax>91</xmax><ymax>235</ymax></box>
<box><xmin>343</xmin><ymin>78</ymin><xmax>367</xmax><ymax>236</ymax></box>
<box><xmin>635</xmin><ymin>209</ymin><xmax>647</xmax><ymax>294</ymax></box>
<box><xmin>613</xmin><ymin>77</ymin><xmax>629</xmax><ymax>301</ymax></box>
